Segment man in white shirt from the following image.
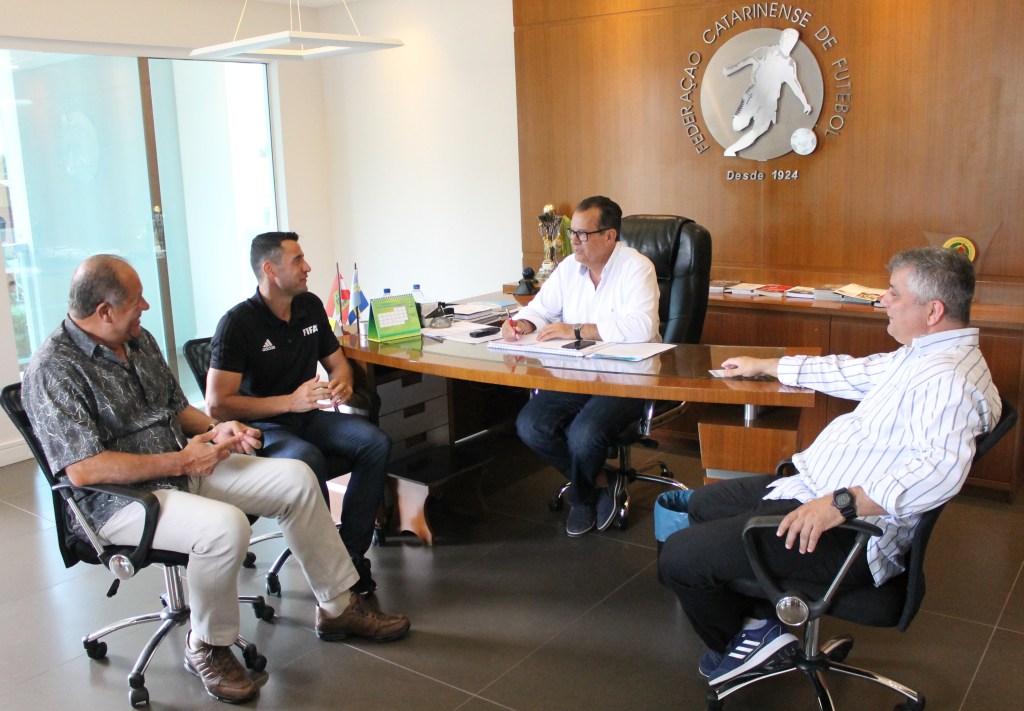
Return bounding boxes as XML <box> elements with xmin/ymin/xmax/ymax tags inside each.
<box><xmin>502</xmin><ymin>196</ymin><xmax>659</xmax><ymax>536</ymax></box>
<box><xmin>659</xmin><ymin>246</ymin><xmax>1000</xmax><ymax>686</ymax></box>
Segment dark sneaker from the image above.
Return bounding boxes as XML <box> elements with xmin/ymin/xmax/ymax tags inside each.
<box><xmin>350</xmin><ymin>556</ymin><xmax>377</xmax><ymax>596</ymax></box>
<box><xmin>708</xmin><ymin>621</ymin><xmax>799</xmax><ymax>686</ymax></box>
<box><xmin>566</xmin><ymin>503</ymin><xmax>596</xmax><ymax>537</ymax></box>
<box><xmin>183</xmin><ymin>630</ymin><xmax>256</xmax><ymax>704</ymax></box>
<box><xmin>316</xmin><ymin>592</ymin><xmax>410</xmax><ymax>642</ymax></box>
<box><xmin>595</xmin><ymin>473</ymin><xmax>625</xmax><ymax>531</ymax></box>
<box><xmin>698</xmin><ymin>648</ymin><xmax>725</xmax><ymax>678</ymax></box>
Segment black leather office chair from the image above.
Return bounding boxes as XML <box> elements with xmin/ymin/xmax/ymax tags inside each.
<box><xmin>708</xmin><ymin>395</ymin><xmax>1018</xmax><ymax>711</ymax></box>
<box><xmin>549</xmin><ymin>214</ymin><xmax>712</xmax><ymax>527</ymax></box>
<box><xmin>182</xmin><ymin>337</ymin><xmax>381</xmax><ymax>596</ymax></box>
<box><xmin>1</xmin><ymin>383</ymin><xmax>273</xmax><ymax>708</ymax></box>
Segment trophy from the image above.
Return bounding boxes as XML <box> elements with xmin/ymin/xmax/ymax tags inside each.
<box><xmin>536</xmin><ymin>204</ymin><xmax>568</xmax><ymax>283</ymax></box>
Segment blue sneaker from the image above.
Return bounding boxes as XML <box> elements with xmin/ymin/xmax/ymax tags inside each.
<box><xmin>707</xmin><ymin>621</ymin><xmax>799</xmax><ymax>685</ymax></box>
<box><xmin>698</xmin><ymin>649</ymin><xmax>725</xmax><ymax>678</ymax></box>
<box><xmin>566</xmin><ymin>503</ymin><xmax>595</xmax><ymax>537</ymax></box>
<box><xmin>595</xmin><ymin>473</ymin><xmax>625</xmax><ymax>531</ymax></box>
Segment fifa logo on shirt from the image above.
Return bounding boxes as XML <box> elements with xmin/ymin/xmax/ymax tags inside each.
<box><xmin>302</xmin><ymin>325</ymin><xmax>318</xmax><ymax>336</ymax></box>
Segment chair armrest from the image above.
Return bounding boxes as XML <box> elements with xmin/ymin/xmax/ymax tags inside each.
<box><xmin>53</xmin><ymin>480</ymin><xmax>161</xmax><ymax>577</ymax></box>
<box><xmin>741</xmin><ymin>515</ymin><xmax>882</xmax><ymax>620</ymax></box>
<box><xmin>640</xmin><ymin>399</ymin><xmax>689</xmax><ymax>437</ymax></box>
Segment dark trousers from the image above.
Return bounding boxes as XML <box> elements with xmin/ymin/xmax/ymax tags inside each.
<box><xmin>515</xmin><ymin>391</ymin><xmax>644</xmax><ymax>505</ymax></box>
<box><xmin>657</xmin><ymin>475</ymin><xmax>874</xmax><ymax>651</ymax></box>
<box><xmin>253</xmin><ymin>409</ymin><xmax>391</xmax><ymax>559</ymax></box>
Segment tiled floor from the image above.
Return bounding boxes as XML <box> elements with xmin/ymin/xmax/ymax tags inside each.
<box><xmin>1</xmin><ymin>434</ymin><xmax>1023</xmax><ymax>710</ymax></box>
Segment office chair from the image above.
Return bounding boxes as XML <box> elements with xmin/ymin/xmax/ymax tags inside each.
<box><xmin>708</xmin><ymin>395</ymin><xmax>1018</xmax><ymax>711</ymax></box>
<box><xmin>182</xmin><ymin>337</ymin><xmax>381</xmax><ymax>596</ymax></box>
<box><xmin>1</xmin><ymin>383</ymin><xmax>273</xmax><ymax>708</ymax></box>
<box><xmin>549</xmin><ymin>214</ymin><xmax>712</xmax><ymax>527</ymax></box>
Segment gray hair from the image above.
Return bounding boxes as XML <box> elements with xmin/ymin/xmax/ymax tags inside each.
<box><xmin>68</xmin><ymin>255</ymin><xmax>131</xmax><ymax>319</ymax></box>
<box><xmin>886</xmin><ymin>247</ymin><xmax>975</xmax><ymax>324</ymax></box>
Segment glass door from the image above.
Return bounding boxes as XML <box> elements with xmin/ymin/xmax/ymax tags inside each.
<box><xmin>0</xmin><ymin>49</ymin><xmax>277</xmax><ymax>402</ymax></box>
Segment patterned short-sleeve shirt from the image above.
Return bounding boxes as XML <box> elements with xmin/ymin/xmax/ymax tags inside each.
<box><xmin>22</xmin><ymin>318</ymin><xmax>190</xmax><ymax>533</ymax></box>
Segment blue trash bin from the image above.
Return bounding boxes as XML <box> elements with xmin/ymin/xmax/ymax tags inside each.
<box><xmin>654</xmin><ymin>488</ymin><xmax>694</xmax><ymax>543</ymax></box>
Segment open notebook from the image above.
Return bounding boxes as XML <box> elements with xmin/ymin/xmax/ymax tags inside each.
<box><xmin>486</xmin><ymin>334</ymin><xmax>673</xmax><ymax>361</ymax></box>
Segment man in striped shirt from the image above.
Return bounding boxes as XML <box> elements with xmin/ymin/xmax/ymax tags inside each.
<box><xmin>659</xmin><ymin>247</ymin><xmax>1001</xmax><ymax>686</ymax></box>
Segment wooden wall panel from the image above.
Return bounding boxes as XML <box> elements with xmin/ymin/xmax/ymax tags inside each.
<box><xmin>513</xmin><ymin>0</ymin><xmax>1024</xmax><ymax>301</ymax></box>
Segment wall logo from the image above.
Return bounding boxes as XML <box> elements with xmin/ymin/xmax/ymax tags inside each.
<box><xmin>679</xmin><ymin>5</ymin><xmax>852</xmax><ymax>167</ymax></box>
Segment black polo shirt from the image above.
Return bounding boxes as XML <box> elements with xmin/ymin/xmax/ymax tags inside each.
<box><xmin>210</xmin><ymin>290</ymin><xmax>340</xmax><ymax>403</ymax></box>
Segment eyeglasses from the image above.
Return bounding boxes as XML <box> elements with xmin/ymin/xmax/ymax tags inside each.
<box><xmin>566</xmin><ymin>227</ymin><xmax>610</xmax><ymax>243</ymax></box>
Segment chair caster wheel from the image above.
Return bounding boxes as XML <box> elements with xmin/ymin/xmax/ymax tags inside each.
<box><xmin>129</xmin><ymin>686</ymin><xmax>150</xmax><ymax>707</ymax></box>
<box><xmin>243</xmin><ymin>551</ymin><xmax>257</xmax><ymax>569</ymax></box>
<box><xmin>613</xmin><ymin>515</ymin><xmax>628</xmax><ymax>531</ymax></box>
<box><xmin>823</xmin><ymin>635</ymin><xmax>853</xmax><ymax>662</ymax></box>
<box><xmin>895</xmin><ymin>697</ymin><xmax>925</xmax><ymax>711</ymax></box>
<box><xmin>266</xmin><ymin>573</ymin><xmax>281</xmax><ymax>596</ymax></box>
<box><xmin>84</xmin><ymin>639</ymin><xmax>107</xmax><ymax>660</ymax></box>
<box><xmin>706</xmin><ymin>692</ymin><xmax>724</xmax><ymax>710</ymax></box>
<box><xmin>242</xmin><ymin>643</ymin><xmax>267</xmax><ymax>672</ymax></box>
<box><xmin>548</xmin><ymin>495</ymin><xmax>564</xmax><ymax>512</ymax></box>
<box><xmin>253</xmin><ymin>599</ymin><xmax>275</xmax><ymax>622</ymax></box>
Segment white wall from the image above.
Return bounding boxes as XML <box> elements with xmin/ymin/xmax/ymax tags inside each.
<box><xmin>315</xmin><ymin>0</ymin><xmax>521</xmax><ymax>302</ymax></box>
<box><xmin>0</xmin><ymin>0</ymin><xmax>522</xmax><ymax>464</ymax></box>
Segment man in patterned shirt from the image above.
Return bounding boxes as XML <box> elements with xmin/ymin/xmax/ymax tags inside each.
<box><xmin>659</xmin><ymin>247</ymin><xmax>1001</xmax><ymax>686</ymax></box>
<box><xmin>22</xmin><ymin>255</ymin><xmax>410</xmax><ymax>704</ymax></box>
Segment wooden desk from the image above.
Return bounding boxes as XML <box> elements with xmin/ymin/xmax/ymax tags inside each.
<box><xmin>342</xmin><ymin>335</ymin><xmax>819</xmax><ymax>541</ymax></box>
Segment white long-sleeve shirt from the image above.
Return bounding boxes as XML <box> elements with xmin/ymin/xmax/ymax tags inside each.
<box><xmin>765</xmin><ymin>328</ymin><xmax>1000</xmax><ymax>584</ymax></box>
<box><xmin>517</xmin><ymin>243</ymin><xmax>660</xmax><ymax>343</ymax></box>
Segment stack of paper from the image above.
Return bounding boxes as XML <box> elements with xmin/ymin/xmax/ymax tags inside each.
<box><xmin>486</xmin><ymin>334</ymin><xmax>674</xmax><ymax>361</ymax></box>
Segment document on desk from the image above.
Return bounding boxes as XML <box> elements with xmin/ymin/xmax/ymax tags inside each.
<box><xmin>588</xmin><ymin>342</ymin><xmax>675</xmax><ymax>361</ymax></box>
<box><xmin>450</xmin><ymin>302</ymin><xmax>497</xmax><ymax>316</ymax></box>
<box><xmin>486</xmin><ymin>335</ymin><xmax>672</xmax><ymax>360</ymax></box>
<box><xmin>421</xmin><ymin>320</ymin><xmax>503</xmax><ymax>343</ymax></box>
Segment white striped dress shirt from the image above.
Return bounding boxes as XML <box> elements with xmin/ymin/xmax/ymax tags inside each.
<box><xmin>765</xmin><ymin>328</ymin><xmax>1001</xmax><ymax>584</ymax></box>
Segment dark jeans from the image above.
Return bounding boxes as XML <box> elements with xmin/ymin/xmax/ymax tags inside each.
<box><xmin>515</xmin><ymin>391</ymin><xmax>644</xmax><ymax>506</ymax></box>
<box><xmin>657</xmin><ymin>475</ymin><xmax>874</xmax><ymax>652</ymax></box>
<box><xmin>253</xmin><ymin>410</ymin><xmax>391</xmax><ymax>559</ymax></box>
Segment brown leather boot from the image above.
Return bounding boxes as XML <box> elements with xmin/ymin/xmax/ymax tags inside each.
<box><xmin>183</xmin><ymin>630</ymin><xmax>256</xmax><ymax>704</ymax></box>
<box><xmin>316</xmin><ymin>592</ymin><xmax>411</xmax><ymax>642</ymax></box>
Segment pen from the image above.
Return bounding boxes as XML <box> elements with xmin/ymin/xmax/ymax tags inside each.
<box><xmin>504</xmin><ymin>307</ymin><xmax>519</xmax><ymax>341</ymax></box>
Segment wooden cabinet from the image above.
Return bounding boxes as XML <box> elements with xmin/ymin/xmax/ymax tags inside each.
<box><xmin>351</xmin><ymin>362</ymin><xmax>526</xmax><ymax>544</ymax></box>
<box><xmin>701</xmin><ymin>296</ymin><xmax>1024</xmax><ymax>500</ymax></box>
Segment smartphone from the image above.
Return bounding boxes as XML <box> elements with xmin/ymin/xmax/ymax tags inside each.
<box><xmin>562</xmin><ymin>339</ymin><xmax>596</xmax><ymax>350</ymax></box>
<box><xmin>469</xmin><ymin>327</ymin><xmax>501</xmax><ymax>338</ymax></box>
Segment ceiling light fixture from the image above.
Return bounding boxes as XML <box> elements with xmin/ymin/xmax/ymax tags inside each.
<box><xmin>191</xmin><ymin>0</ymin><xmax>403</xmax><ymax>62</ymax></box>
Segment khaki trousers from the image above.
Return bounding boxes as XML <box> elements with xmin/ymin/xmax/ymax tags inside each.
<box><xmin>99</xmin><ymin>453</ymin><xmax>359</xmax><ymax>646</ymax></box>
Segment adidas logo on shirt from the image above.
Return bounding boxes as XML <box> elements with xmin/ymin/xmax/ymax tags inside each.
<box><xmin>262</xmin><ymin>339</ymin><xmax>275</xmax><ymax>352</ymax></box>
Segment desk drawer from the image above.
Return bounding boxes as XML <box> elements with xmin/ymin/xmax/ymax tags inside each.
<box><xmin>376</xmin><ymin>372</ymin><xmax>447</xmax><ymax>416</ymax></box>
<box><xmin>390</xmin><ymin>424</ymin><xmax>450</xmax><ymax>461</ymax></box>
<box><xmin>378</xmin><ymin>395</ymin><xmax>449</xmax><ymax>443</ymax></box>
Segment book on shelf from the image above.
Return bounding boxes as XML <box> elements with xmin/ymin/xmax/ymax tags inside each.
<box><xmin>812</xmin><ymin>284</ymin><xmax>846</xmax><ymax>301</ymax></box>
<box><xmin>725</xmin><ymin>282</ymin><xmax>766</xmax><ymax>295</ymax></box>
<box><xmin>832</xmin><ymin>283</ymin><xmax>887</xmax><ymax>304</ymax></box>
<box><xmin>783</xmin><ymin>285</ymin><xmax>815</xmax><ymax>299</ymax></box>
<box><xmin>709</xmin><ymin>279</ymin><xmax>740</xmax><ymax>293</ymax></box>
<box><xmin>753</xmin><ymin>284</ymin><xmax>794</xmax><ymax>297</ymax></box>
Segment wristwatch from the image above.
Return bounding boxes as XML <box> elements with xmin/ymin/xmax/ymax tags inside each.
<box><xmin>572</xmin><ymin>323</ymin><xmax>583</xmax><ymax>341</ymax></box>
<box><xmin>832</xmin><ymin>488</ymin><xmax>857</xmax><ymax>521</ymax></box>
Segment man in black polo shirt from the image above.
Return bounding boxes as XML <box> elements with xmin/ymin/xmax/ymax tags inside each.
<box><xmin>208</xmin><ymin>231</ymin><xmax>391</xmax><ymax>595</ymax></box>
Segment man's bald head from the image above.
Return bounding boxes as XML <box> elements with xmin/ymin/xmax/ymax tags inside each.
<box><xmin>68</xmin><ymin>255</ymin><xmax>135</xmax><ymax>319</ymax></box>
